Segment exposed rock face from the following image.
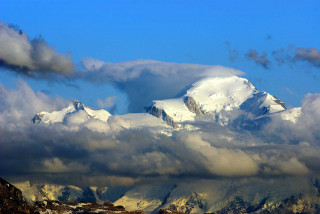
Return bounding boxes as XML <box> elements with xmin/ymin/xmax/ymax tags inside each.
<box><xmin>73</xmin><ymin>99</ymin><xmax>85</xmax><ymax>111</ymax></box>
<box><xmin>145</xmin><ymin>96</ymin><xmax>204</xmax><ymax>129</ymax></box>
<box><xmin>145</xmin><ymin>106</ymin><xmax>179</xmax><ymax>128</ymax></box>
<box><xmin>184</xmin><ymin>96</ymin><xmax>204</xmax><ymax>116</ymax></box>
<box><xmin>0</xmin><ymin>177</ymin><xmax>34</xmax><ymax>214</ymax></box>
<box><xmin>32</xmin><ymin>113</ymin><xmax>44</xmax><ymax>124</ymax></box>
<box><xmin>273</xmin><ymin>96</ymin><xmax>286</xmax><ymax>109</ymax></box>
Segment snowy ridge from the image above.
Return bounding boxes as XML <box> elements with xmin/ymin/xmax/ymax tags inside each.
<box><xmin>240</xmin><ymin>92</ymin><xmax>286</xmax><ymax>117</ymax></box>
<box><xmin>32</xmin><ymin>100</ymin><xmax>111</xmax><ymax>124</ymax></box>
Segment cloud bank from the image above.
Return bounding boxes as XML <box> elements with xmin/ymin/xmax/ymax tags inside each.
<box><xmin>1</xmin><ymin>80</ymin><xmax>319</xmax><ymax>187</ymax></box>
<box><xmin>0</xmin><ymin>22</ymin><xmax>74</xmax><ymax>77</ymax></box>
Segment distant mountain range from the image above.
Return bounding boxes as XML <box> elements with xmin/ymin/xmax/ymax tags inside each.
<box><xmin>3</xmin><ymin>177</ymin><xmax>320</xmax><ymax>213</ymax></box>
<box><xmin>32</xmin><ymin>75</ymin><xmax>300</xmax><ymax>132</ymax></box>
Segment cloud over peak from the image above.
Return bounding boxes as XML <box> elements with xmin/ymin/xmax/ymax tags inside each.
<box><xmin>1</xmin><ymin>79</ymin><xmax>320</xmax><ymax>187</ymax></box>
<box><xmin>80</xmin><ymin>58</ymin><xmax>244</xmax><ymax>112</ymax></box>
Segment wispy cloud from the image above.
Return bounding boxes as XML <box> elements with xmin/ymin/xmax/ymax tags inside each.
<box><xmin>283</xmin><ymin>87</ymin><xmax>298</xmax><ymax>97</ymax></box>
<box><xmin>295</xmin><ymin>48</ymin><xmax>320</xmax><ymax>67</ymax></box>
<box><xmin>97</xmin><ymin>96</ymin><xmax>117</xmax><ymax>110</ymax></box>
<box><xmin>224</xmin><ymin>41</ymin><xmax>239</xmax><ymax>62</ymax></box>
<box><xmin>245</xmin><ymin>49</ymin><xmax>271</xmax><ymax>69</ymax></box>
<box><xmin>273</xmin><ymin>46</ymin><xmax>320</xmax><ymax>68</ymax></box>
<box><xmin>266</xmin><ymin>34</ymin><xmax>272</xmax><ymax>40</ymax></box>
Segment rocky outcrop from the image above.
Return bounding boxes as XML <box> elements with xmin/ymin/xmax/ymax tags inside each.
<box><xmin>34</xmin><ymin>200</ymin><xmax>145</xmax><ymax>213</ymax></box>
<box><xmin>32</xmin><ymin>113</ymin><xmax>44</xmax><ymax>124</ymax></box>
<box><xmin>145</xmin><ymin>106</ymin><xmax>179</xmax><ymax>128</ymax></box>
<box><xmin>0</xmin><ymin>177</ymin><xmax>34</xmax><ymax>214</ymax></box>
<box><xmin>184</xmin><ymin>96</ymin><xmax>204</xmax><ymax>116</ymax></box>
<box><xmin>72</xmin><ymin>99</ymin><xmax>85</xmax><ymax>111</ymax></box>
<box><xmin>273</xmin><ymin>96</ymin><xmax>286</xmax><ymax>109</ymax></box>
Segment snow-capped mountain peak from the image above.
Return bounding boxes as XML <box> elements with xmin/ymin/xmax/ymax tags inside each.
<box><xmin>146</xmin><ymin>75</ymin><xmax>287</xmax><ymax>128</ymax></box>
<box><xmin>32</xmin><ymin>100</ymin><xmax>111</xmax><ymax>124</ymax></box>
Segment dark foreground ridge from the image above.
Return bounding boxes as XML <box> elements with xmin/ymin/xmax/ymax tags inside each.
<box><xmin>0</xmin><ymin>177</ymin><xmax>34</xmax><ymax>213</ymax></box>
<box><xmin>0</xmin><ymin>177</ymin><xmax>146</xmax><ymax>214</ymax></box>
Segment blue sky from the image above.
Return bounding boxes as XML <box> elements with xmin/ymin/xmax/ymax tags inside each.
<box><xmin>1</xmin><ymin>0</ymin><xmax>320</xmax><ymax>113</ymax></box>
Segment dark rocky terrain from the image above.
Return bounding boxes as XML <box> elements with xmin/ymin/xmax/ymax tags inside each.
<box><xmin>0</xmin><ymin>177</ymin><xmax>145</xmax><ymax>214</ymax></box>
<box><xmin>0</xmin><ymin>177</ymin><xmax>34</xmax><ymax>214</ymax></box>
<box><xmin>33</xmin><ymin>200</ymin><xmax>145</xmax><ymax>213</ymax></box>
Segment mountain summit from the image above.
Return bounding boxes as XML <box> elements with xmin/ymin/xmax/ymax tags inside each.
<box><xmin>146</xmin><ymin>75</ymin><xmax>288</xmax><ymax>128</ymax></box>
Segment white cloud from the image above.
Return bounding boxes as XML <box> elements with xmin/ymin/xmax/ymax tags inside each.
<box><xmin>0</xmin><ymin>79</ymin><xmax>68</xmax><ymax>127</ymax></box>
<box><xmin>264</xmin><ymin>93</ymin><xmax>320</xmax><ymax>146</ymax></box>
<box><xmin>0</xmin><ymin>22</ymin><xmax>74</xmax><ymax>77</ymax></box>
